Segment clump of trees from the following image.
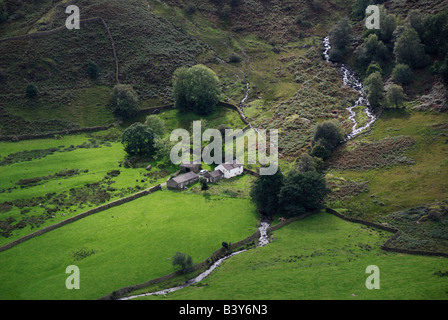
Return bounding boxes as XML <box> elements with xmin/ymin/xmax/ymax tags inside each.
<box><xmin>121</xmin><ymin>114</ymin><xmax>172</xmax><ymax>163</ymax></box>
<box><xmin>172</xmin><ymin>252</ymin><xmax>193</xmax><ymax>273</ymax></box>
<box><xmin>250</xmin><ymin>167</ymin><xmax>329</xmax><ymax>218</ymax></box>
<box><xmin>172</xmin><ymin>64</ymin><xmax>221</xmax><ymax>116</ymax></box>
<box><xmin>345</xmin><ymin>5</ymin><xmax>448</xmax><ymax>110</ymax></box>
<box><xmin>311</xmin><ymin>120</ymin><xmax>344</xmax><ymax>160</ymax></box>
<box><xmin>328</xmin><ymin>17</ymin><xmax>353</xmax><ymax>62</ymax></box>
<box><xmin>393</xmin><ymin>28</ymin><xmax>428</xmax><ymax>69</ymax></box>
<box><xmin>108</xmin><ymin>84</ymin><xmax>139</xmax><ymax>119</ymax></box>
<box><xmin>145</xmin><ymin>114</ymin><xmax>166</xmax><ymax>137</ymax></box>
<box><xmin>121</xmin><ymin>123</ymin><xmax>157</xmax><ymax>157</ymax></box>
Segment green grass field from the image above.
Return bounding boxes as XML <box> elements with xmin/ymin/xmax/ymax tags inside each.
<box><xmin>0</xmin><ymin>190</ymin><xmax>259</xmax><ymax>300</ymax></box>
<box><xmin>134</xmin><ymin>212</ymin><xmax>448</xmax><ymax>300</ymax></box>
<box><xmin>0</xmin><ymin>129</ymin><xmax>177</xmax><ymax>244</ymax></box>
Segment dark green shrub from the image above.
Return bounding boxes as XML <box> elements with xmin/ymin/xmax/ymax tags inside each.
<box><xmin>87</xmin><ymin>61</ymin><xmax>99</xmax><ymax>80</ymax></box>
<box><xmin>108</xmin><ymin>84</ymin><xmax>139</xmax><ymax>119</ymax></box>
<box><xmin>172</xmin><ymin>252</ymin><xmax>193</xmax><ymax>273</ymax></box>
<box><xmin>279</xmin><ymin>170</ymin><xmax>329</xmax><ymax>217</ymax></box>
<box><xmin>391</xmin><ymin>64</ymin><xmax>413</xmax><ymax>85</ymax></box>
<box><xmin>229</xmin><ymin>53</ymin><xmax>242</xmax><ymax>63</ymax></box>
<box><xmin>184</xmin><ymin>5</ymin><xmax>197</xmax><ymax>15</ymax></box>
<box><xmin>26</xmin><ymin>83</ymin><xmax>39</xmax><ymax>98</ymax></box>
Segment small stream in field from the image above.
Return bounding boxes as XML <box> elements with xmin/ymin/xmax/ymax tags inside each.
<box><xmin>120</xmin><ymin>221</ymin><xmax>271</xmax><ymax>300</ymax></box>
<box><xmin>323</xmin><ymin>36</ymin><xmax>377</xmax><ymax>140</ymax></box>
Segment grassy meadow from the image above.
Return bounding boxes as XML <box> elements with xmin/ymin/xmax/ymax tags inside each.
<box><xmin>326</xmin><ymin>109</ymin><xmax>448</xmax><ymax>220</ymax></box>
<box><xmin>0</xmin><ymin>190</ymin><xmax>259</xmax><ymax>300</ymax></box>
<box><xmin>134</xmin><ymin>212</ymin><xmax>448</xmax><ymax>300</ymax></box>
<box><xmin>0</xmin><ymin>128</ymin><xmax>178</xmax><ymax>244</ymax></box>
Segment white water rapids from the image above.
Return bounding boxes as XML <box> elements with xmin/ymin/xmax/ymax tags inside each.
<box><xmin>323</xmin><ymin>36</ymin><xmax>377</xmax><ymax>140</ymax></box>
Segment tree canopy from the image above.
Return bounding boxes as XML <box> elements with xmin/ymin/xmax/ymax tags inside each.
<box><xmin>365</xmin><ymin>71</ymin><xmax>384</xmax><ymax>109</ymax></box>
<box><xmin>121</xmin><ymin>123</ymin><xmax>157</xmax><ymax>157</ymax></box>
<box><xmin>250</xmin><ymin>169</ymin><xmax>284</xmax><ymax>217</ymax></box>
<box><xmin>278</xmin><ymin>171</ymin><xmax>329</xmax><ymax>217</ymax></box>
<box><xmin>172</xmin><ymin>64</ymin><xmax>221</xmax><ymax>116</ymax></box>
<box><xmin>312</xmin><ymin>120</ymin><xmax>345</xmax><ymax>152</ymax></box>
<box><xmin>387</xmin><ymin>84</ymin><xmax>404</xmax><ymax>108</ymax></box>
<box><xmin>394</xmin><ymin>28</ymin><xmax>428</xmax><ymax>69</ymax></box>
<box><xmin>145</xmin><ymin>114</ymin><xmax>166</xmax><ymax>137</ymax></box>
<box><xmin>108</xmin><ymin>84</ymin><xmax>139</xmax><ymax>119</ymax></box>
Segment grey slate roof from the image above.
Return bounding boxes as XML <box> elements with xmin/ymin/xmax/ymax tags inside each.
<box><xmin>207</xmin><ymin>170</ymin><xmax>224</xmax><ymax>178</ymax></box>
<box><xmin>172</xmin><ymin>171</ymin><xmax>198</xmax><ymax>183</ymax></box>
<box><xmin>220</xmin><ymin>160</ymin><xmax>243</xmax><ymax>171</ymax></box>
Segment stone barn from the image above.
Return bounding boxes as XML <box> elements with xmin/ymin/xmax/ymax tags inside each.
<box><xmin>180</xmin><ymin>162</ymin><xmax>201</xmax><ymax>173</ymax></box>
<box><xmin>204</xmin><ymin>170</ymin><xmax>224</xmax><ymax>183</ymax></box>
<box><xmin>167</xmin><ymin>172</ymin><xmax>199</xmax><ymax>190</ymax></box>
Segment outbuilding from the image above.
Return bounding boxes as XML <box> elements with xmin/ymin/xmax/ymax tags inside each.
<box><xmin>180</xmin><ymin>162</ymin><xmax>201</xmax><ymax>173</ymax></box>
<box><xmin>204</xmin><ymin>170</ymin><xmax>224</xmax><ymax>183</ymax></box>
<box><xmin>167</xmin><ymin>172</ymin><xmax>199</xmax><ymax>190</ymax></box>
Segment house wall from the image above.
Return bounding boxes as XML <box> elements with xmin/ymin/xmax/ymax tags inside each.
<box><xmin>215</xmin><ymin>166</ymin><xmax>243</xmax><ymax>179</ymax></box>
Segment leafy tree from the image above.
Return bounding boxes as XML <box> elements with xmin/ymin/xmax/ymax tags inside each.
<box><xmin>250</xmin><ymin>169</ymin><xmax>284</xmax><ymax>217</ymax></box>
<box><xmin>26</xmin><ymin>83</ymin><xmax>39</xmax><ymax>98</ymax></box>
<box><xmin>296</xmin><ymin>153</ymin><xmax>317</xmax><ymax>173</ymax></box>
<box><xmin>355</xmin><ymin>34</ymin><xmax>388</xmax><ymax>73</ymax></box>
<box><xmin>87</xmin><ymin>61</ymin><xmax>99</xmax><ymax>80</ymax></box>
<box><xmin>405</xmin><ymin>10</ymin><xmax>425</xmax><ymax>39</ymax></box>
<box><xmin>366</xmin><ymin>62</ymin><xmax>382</xmax><ymax>77</ymax></box>
<box><xmin>394</xmin><ymin>28</ymin><xmax>428</xmax><ymax>69</ymax></box>
<box><xmin>387</xmin><ymin>84</ymin><xmax>404</xmax><ymax>108</ymax></box>
<box><xmin>311</xmin><ymin>142</ymin><xmax>331</xmax><ymax>161</ymax></box>
<box><xmin>121</xmin><ymin>123</ymin><xmax>156</xmax><ymax>157</ymax></box>
<box><xmin>200</xmin><ymin>177</ymin><xmax>209</xmax><ymax>191</ymax></box>
<box><xmin>172</xmin><ymin>64</ymin><xmax>221</xmax><ymax>116</ymax></box>
<box><xmin>278</xmin><ymin>171</ymin><xmax>329</xmax><ymax>217</ymax></box>
<box><xmin>421</xmin><ymin>11</ymin><xmax>448</xmax><ymax>57</ymax></box>
<box><xmin>312</xmin><ymin>120</ymin><xmax>344</xmax><ymax>152</ymax></box>
<box><xmin>329</xmin><ymin>17</ymin><xmax>352</xmax><ymax>51</ymax></box>
<box><xmin>108</xmin><ymin>84</ymin><xmax>139</xmax><ymax>119</ymax></box>
<box><xmin>379</xmin><ymin>10</ymin><xmax>397</xmax><ymax>43</ymax></box>
<box><xmin>172</xmin><ymin>252</ymin><xmax>193</xmax><ymax>273</ymax></box>
<box><xmin>145</xmin><ymin>114</ymin><xmax>166</xmax><ymax>137</ymax></box>
<box><xmin>365</xmin><ymin>71</ymin><xmax>384</xmax><ymax>109</ymax></box>
<box><xmin>153</xmin><ymin>136</ymin><xmax>174</xmax><ymax>161</ymax></box>
<box><xmin>351</xmin><ymin>0</ymin><xmax>370</xmax><ymax>21</ymax></box>
<box><xmin>391</xmin><ymin>64</ymin><xmax>413</xmax><ymax>85</ymax></box>
<box><xmin>329</xmin><ymin>47</ymin><xmax>344</xmax><ymax>63</ymax></box>
<box><xmin>0</xmin><ymin>0</ymin><xmax>7</xmax><ymax>23</ymax></box>
<box><xmin>364</xmin><ymin>34</ymin><xmax>388</xmax><ymax>61</ymax></box>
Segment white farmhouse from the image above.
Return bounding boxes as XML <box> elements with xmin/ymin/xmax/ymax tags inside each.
<box><xmin>215</xmin><ymin>160</ymin><xmax>243</xmax><ymax>179</ymax></box>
